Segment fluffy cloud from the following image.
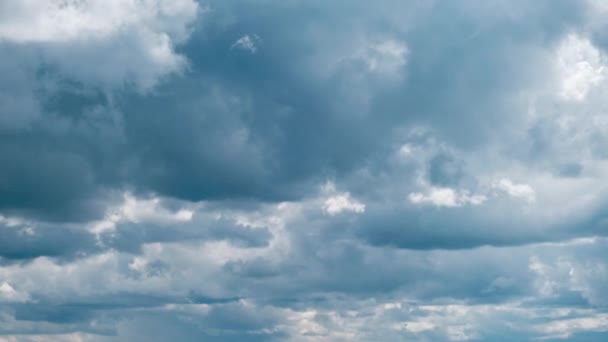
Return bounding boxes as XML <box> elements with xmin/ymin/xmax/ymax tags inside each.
<box><xmin>555</xmin><ymin>34</ymin><xmax>606</xmax><ymax>101</ymax></box>
<box><xmin>492</xmin><ymin>178</ymin><xmax>536</xmax><ymax>203</ymax></box>
<box><xmin>0</xmin><ymin>0</ymin><xmax>199</xmax><ymax>90</ymax></box>
<box><xmin>321</xmin><ymin>182</ymin><xmax>366</xmax><ymax>215</ymax></box>
<box><xmin>409</xmin><ymin>187</ymin><xmax>487</xmax><ymax>207</ymax></box>
<box><xmin>0</xmin><ymin>282</ymin><xmax>29</xmax><ymax>303</ymax></box>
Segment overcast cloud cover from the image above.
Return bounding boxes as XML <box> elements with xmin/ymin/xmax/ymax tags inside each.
<box><xmin>2</xmin><ymin>0</ymin><xmax>608</xmax><ymax>341</ymax></box>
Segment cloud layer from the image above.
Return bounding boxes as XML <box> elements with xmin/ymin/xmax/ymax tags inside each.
<box><xmin>2</xmin><ymin>0</ymin><xmax>608</xmax><ymax>341</ymax></box>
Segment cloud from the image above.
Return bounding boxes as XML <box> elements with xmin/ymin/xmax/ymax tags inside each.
<box><xmin>0</xmin><ymin>282</ymin><xmax>29</xmax><ymax>303</ymax></box>
<box><xmin>493</xmin><ymin>178</ymin><xmax>536</xmax><ymax>203</ymax></box>
<box><xmin>321</xmin><ymin>182</ymin><xmax>366</xmax><ymax>215</ymax></box>
<box><xmin>231</xmin><ymin>35</ymin><xmax>261</xmax><ymax>53</ymax></box>
<box><xmin>0</xmin><ymin>0</ymin><xmax>199</xmax><ymax>90</ymax></box>
<box><xmin>360</xmin><ymin>39</ymin><xmax>408</xmax><ymax>74</ymax></box>
<box><xmin>3</xmin><ymin>0</ymin><xmax>608</xmax><ymax>340</ymax></box>
<box><xmin>409</xmin><ymin>187</ymin><xmax>487</xmax><ymax>208</ymax></box>
<box><xmin>555</xmin><ymin>34</ymin><xmax>606</xmax><ymax>101</ymax></box>
<box><xmin>537</xmin><ymin>314</ymin><xmax>608</xmax><ymax>339</ymax></box>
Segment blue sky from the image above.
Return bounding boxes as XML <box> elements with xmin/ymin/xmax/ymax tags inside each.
<box><xmin>1</xmin><ymin>0</ymin><xmax>608</xmax><ymax>341</ymax></box>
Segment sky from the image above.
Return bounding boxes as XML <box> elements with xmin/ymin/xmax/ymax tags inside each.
<box><xmin>1</xmin><ymin>0</ymin><xmax>608</xmax><ymax>341</ymax></box>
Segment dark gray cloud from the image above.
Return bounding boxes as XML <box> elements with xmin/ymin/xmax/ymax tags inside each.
<box><xmin>0</xmin><ymin>0</ymin><xmax>586</xmax><ymax>219</ymax></box>
<box><xmin>0</xmin><ymin>221</ymin><xmax>98</xmax><ymax>261</ymax></box>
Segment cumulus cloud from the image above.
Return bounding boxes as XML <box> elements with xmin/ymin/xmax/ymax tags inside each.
<box><xmin>321</xmin><ymin>182</ymin><xmax>366</xmax><ymax>215</ymax></box>
<box><xmin>409</xmin><ymin>187</ymin><xmax>487</xmax><ymax>208</ymax></box>
<box><xmin>0</xmin><ymin>282</ymin><xmax>29</xmax><ymax>303</ymax></box>
<box><xmin>493</xmin><ymin>178</ymin><xmax>536</xmax><ymax>203</ymax></box>
<box><xmin>0</xmin><ymin>0</ymin><xmax>199</xmax><ymax>90</ymax></box>
<box><xmin>555</xmin><ymin>34</ymin><xmax>606</xmax><ymax>101</ymax></box>
<box><xmin>323</xmin><ymin>194</ymin><xmax>366</xmax><ymax>215</ymax></box>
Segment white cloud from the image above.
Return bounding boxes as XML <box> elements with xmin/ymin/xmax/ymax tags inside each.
<box><xmin>446</xmin><ymin>325</ymin><xmax>476</xmax><ymax>341</ymax></box>
<box><xmin>403</xmin><ymin>321</ymin><xmax>435</xmax><ymax>333</ymax></box>
<box><xmin>409</xmin><ymin>187</ymin><xmax>487</xmax><ymax>208</ymax></box>
<box><xmin>128</xmin><ymin>256</ymin><xmax>149</xmax><ymax>273</ymax></box>
<box><xmin>231</xmin><ymin>34</ymin><xmax>261</xmax><ymax>53</ymax></box>
<box><xmin>536</xmin><ymin>314</ymin><xmax>608</xmax><ymax>339</ymax></box>
<box><xmin>0</xmin><ymin>215</ymin><xmax>22</xmax><ymax>227</ymax></box>
<box><xmin>363</xmin><ymin>39</ymin><xmax>408</xmax><ymax>73</ymax></box>
<box><xmin>0</xmin><ymin>0</ymin><xmax>196</xmax><ymax>43</ymax></box>
<box><xmin>0</xmin><ymin>0</ymin><xmax>199</xmax><ymax>90</ymax></box>
<box><xmin>399</xmin><ymin>144</ymin><xmax>415</xmax><ymax>158</ymax></box>
<box><xmin>89</xmin><ymin>193</ymin><xmax>193</xmax><ymax>234</ymax></box>
<box><xmin>321</xmin><ymin>182</ymin><xmax>366</xmax><ymax>215</ymax></box>
<box><xmin>323</xmin><ymin>194</ymin><xmax>366</xmax><ymax>215</ymax></box>
<box><xmin>120</xmin><ymin>193</ymin><xmax>194</xmax><ymax>223</ymax></box>
<box><xmin>555</xmin><ymin>34</ymin><xmax>605</xmax><ymax>101</ymax></box>
<box><xmin>0</xmin><ymin>282</ymin><xmax>29</xmax><ymax>303</ymax></box>
<box><xmin>493</xmin><ymin>178</ymin><xmax>536</xmax><ymax>203</ymax></box>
